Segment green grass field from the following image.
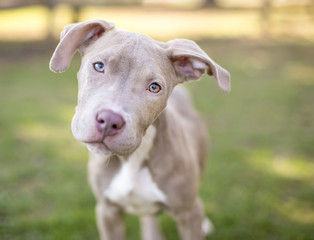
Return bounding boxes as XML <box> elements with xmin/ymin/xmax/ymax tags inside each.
<box><xmin>0</xmin><ymin>36</ymin><xmax>313</xmax><ymax>239</ymax></box>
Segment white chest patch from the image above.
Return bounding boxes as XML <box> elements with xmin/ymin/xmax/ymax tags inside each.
<box><xmin>104</xmin><ymin>126</ymin><xmax>167</xmax><ymax>215</ymax></box>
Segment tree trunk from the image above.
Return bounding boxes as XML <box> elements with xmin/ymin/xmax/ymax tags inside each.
<box><xmin>202</xmin><ymin>0</ymin><xmax>218</xmax><ymax>8</ymax></box>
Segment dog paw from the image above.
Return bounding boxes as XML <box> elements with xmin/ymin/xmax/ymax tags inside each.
<box><xmin>202</xmin><ymin>217</ymin><xmax>215</xmax><ymax>236</ymax></box>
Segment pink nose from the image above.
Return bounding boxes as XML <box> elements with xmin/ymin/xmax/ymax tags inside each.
<box><xmin>96</xmin><ymin>110</ymin><xmax>125</xmax><ymax>137</ymax></box>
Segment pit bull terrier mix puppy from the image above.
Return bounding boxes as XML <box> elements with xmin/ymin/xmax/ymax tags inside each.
<box><xmin>49</xmin><ymin>19</ymin><xmax>230</xmax><ymax>240</ymax></box>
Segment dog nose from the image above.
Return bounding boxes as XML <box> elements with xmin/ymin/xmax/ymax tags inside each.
<box><xmin>96</xmin><ymin>110</ymin><xmax>125</xmax><ymax>137</ymax></box>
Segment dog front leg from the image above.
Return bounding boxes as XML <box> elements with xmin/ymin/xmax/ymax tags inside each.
<box><xmin>96</xmin><ymin>202</ymin><xmax>125</xmax><ymax>240</ymax></box>
<box><xmin>140</xmin><ymin>215</ymin><xmax>165</xmax><ymax>240</ymax></box>
<box><xmin>174</xmin><ymin>198</ymin><xmax>206</xmax><ymax>240</ymax></box>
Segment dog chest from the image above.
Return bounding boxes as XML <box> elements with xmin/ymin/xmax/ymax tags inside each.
<box><xmin>104</xmin><ymin>164</ymin><xmax>167</xmax><ymax>215</ymax></box>
<box><xmin>104</xmin><ymin>126</ymin><xmax>167</xmax><ymax>215</ymax></box>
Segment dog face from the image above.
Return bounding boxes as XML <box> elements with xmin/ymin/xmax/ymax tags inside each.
<box><xmin>50</xmin><ymin>20</ymin><xmax>230</xmax><ymax>156</ymax></box>
<box><xmin>72</xmin><ymin>30</ymin><xmax>176</xmax><ymax>155</ymax></box>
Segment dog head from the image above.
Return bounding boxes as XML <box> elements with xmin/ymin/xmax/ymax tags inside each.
<box><xmin>50</xmin><ymin>20</ymin><xmax>230</xmax><ymax>156</ymax></box>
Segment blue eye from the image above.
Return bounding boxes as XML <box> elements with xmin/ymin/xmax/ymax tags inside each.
<box><xmin>149</xmin><ymin>83</ymin><xmax>161</xmax><ymax>93</ymax></box>
<box><xmin>93</xmin><ymin>62</ymin><xmax>105</xmax><ymax>73</ymax></box>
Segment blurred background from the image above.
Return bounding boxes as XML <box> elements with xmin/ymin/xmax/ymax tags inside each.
<box><xmin>0</xmin><ymin>0</ymin><xmax>313</xmax><ymax>239</ymax></box>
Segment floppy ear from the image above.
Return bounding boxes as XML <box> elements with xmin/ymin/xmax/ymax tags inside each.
<box><xmin>167</xmin><ymin>39</ymin><xmax>231</xmax><ymax>92</ymax></box>
<box><xmin>49</xmin><ymin>20</ymin><xmax>115</xmax><ymax>73</ymax></box>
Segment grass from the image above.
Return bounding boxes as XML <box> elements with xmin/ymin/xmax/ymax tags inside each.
<box><xmin>0</xmin><ymin>36</ymin><xmax>314</xmax><ymax>239</ymax></box>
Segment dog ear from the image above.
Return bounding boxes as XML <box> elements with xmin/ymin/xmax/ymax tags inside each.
<box><xmin>167</xmin><ymin>39</ymin><xmax>230</xmax><ymax>92</ymax></box>
<box><xmin>49</xmin><ymin>20</ymin><xmax>115</xmax><ymax>73</ymax></box>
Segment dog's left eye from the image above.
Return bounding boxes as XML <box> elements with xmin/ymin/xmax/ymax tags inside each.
<box><xmin>93</xmin><ymin>62</ymin><xmax>105</xmax><ymax>73</ymax></box>
<box><xmin>149</xmin><ymin>83</ymin><xmax>161</xmax><ymax>93</ymax></box>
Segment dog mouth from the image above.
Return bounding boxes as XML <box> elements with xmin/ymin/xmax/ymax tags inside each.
<box><xmin>84</xmin><ymin>136</ymin><xmax>141</xmax><ymax>156</ymax></box>
<box><xmin>72</xmin><ymin>113</ymin><xmax>142</xmax><ymax>156</ymax></box>
<box><xmin>85</xmin><ymin>141</ymin><xmax>111</xmax><ymax>155</ymax></box>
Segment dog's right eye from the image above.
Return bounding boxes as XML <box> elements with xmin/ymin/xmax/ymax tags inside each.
<box><xmin>93</xmin><ymin>62</ymin><xmax>105</xmax><ymax>73</ymax></box>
